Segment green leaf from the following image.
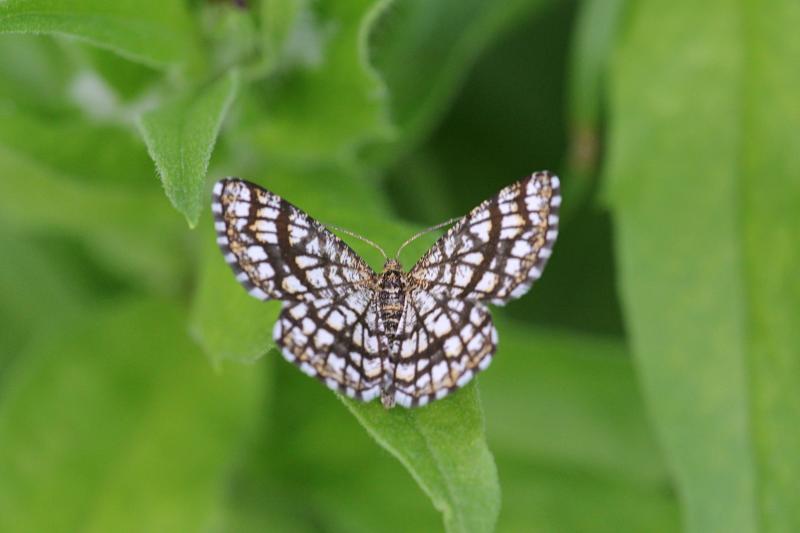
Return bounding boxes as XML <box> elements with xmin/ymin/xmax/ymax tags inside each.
<box><xmin>0</xmin><ymin>0</ymin><xmax>198</xmax><ymax>68</ymax></box>
<box><xmin>0</xmin><ymin>230</ymin><xmax>91</xmax><ymax>373</ymax></box>
<box><xmin>241</xmin><ymin>0</ymin><xmax>393</xmax><ymax>165</ymax></box>
<box><xmin>219</xmin><ymin>359</ymin><xmax>442</xmax><ymax>533</ymax></box>
<box><xmin>0</xmin><ymin>143</ymin><xmax>185</xmax><ymax>291</ymax></box>
<box><xmin>190</xmin><ymin>214</ymin><xmax>282</xmax><ymax>366</ymax></box>
<box><xmin>138</xmin><ymin>70</ymin><xmax>240</xmax><ymax>228</ymax></box>
<box><xmin>482</xmin><ymin>318</ymin><xmax>669</xmax><ymax>485</ymax></box>
<box><xmin>0</xmin><ymin>35</ymin><xmax>76</xmax><ymax>114</ymax></box>
<box><xmin>256</xmin><ymin>0</ymin><xmax>307</xmax><ymax>74</ymax></box>
<box><xmin>76</xmin><ymin>42</ymin><xmax>161</xmax><ymax>101</ymax></box>
<box><xmin>563</xmin><ymin>0</ymin><xmax>626</xmax><ymax>210</ymax></box>
<box><xmin>0</xmin><ymin>106</ymin><xmax>155</xmax><ymax>189</ymax></box>
<box><xmin>367</xmin><ymin>0</ymin><xmax>554</xmax><ymax>161</ymax></box>
<box><xmin>567</xmin><ymin>0</ymin><xmax>626</xmax><ymax>130</ymax></box>
<box><xmin>480</xmin><ymin>318</ymin><xmax>678</xmax><ymax>530</ymax></box>
<box><xmin>343</xmin><ymin>384</ymin><xmax>500</xmax><ymax>533</ymax></box>
<box><xmin>0</xmin><ymin>298</ymin><xmax>265</xmax><ymax>532</ymax></box>
<box><xmin>198</xmin><ymin>3</ymin><xmax>261</xmax><ymax>77</ymax></box>
<box><xmin>606</xmin><ymin>1</ymin><xmax>800</xmax><ymax>531</ymax></box>
<box><xmin>741</xmin><ymin>2</ymin><xmax>800</xmax><ymax>528</ymax></box>
<box><xmin>498</xmin><ymin>456</ymin><xmax>678</xmax><ymax>533</ymax></box>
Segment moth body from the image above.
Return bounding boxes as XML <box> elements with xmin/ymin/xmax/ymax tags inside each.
<box><xmin>377</xmin><ymin>259</ymin><xmax>406</xmax><ymax>340</ymax></box>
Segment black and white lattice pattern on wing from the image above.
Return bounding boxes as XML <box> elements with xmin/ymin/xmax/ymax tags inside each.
<box><xmin>211</xmin><ymin>172</ymin><xmax>562</xmax><ymax>409</ymax></box>
<box><xmin>409</xmin><ymin>171</ymin><xmax>561</xmax><ymax>306</ymax></box>
<box><xmin>273</xmin><ymin>291</ymin><xmax>385</xmax><ymax>401</ymax></box>
<box><xmin>212</xmin><ymin>178</ymin><xmax>376</xmax><ymax>303</ymax></box>
<box><xmin>387</xmin><ymin>292</ymin><xmax>497</xmax><ymax>408</ymax></box>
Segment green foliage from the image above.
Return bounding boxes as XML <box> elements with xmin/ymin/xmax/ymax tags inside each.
<box><xmin>0</xmin><ymin>0</ymin><xmax>797</xmax><ymax>532</ymax></box>
<box><xmin>606</xmin><ymin>1</ymin><xmax>800</xmax><ymax>531</ymax></box>
<box><xmin>0</xmin><ymin>300</ymin><xmax>264</xmax><ymax>532</ymax></box>
<box><xmin>190</xmin><ymin>213</ymin><xmax>281</xmax><ymax>366</ymax></box>
<box><xmin>0</xmin><ymin>142</ymin><xmax>184</xmax><ymax>290</ymax></box>
<box><xmin>241</xmin><ymin>0</ymin><xmax>394</xmax><ymax>167</ymax></box>
<box><xmin>139</xmin><ymin>70</ymin><xmax>240</xmax><ymax>227</ymax></box>
<box><xmin>344</xmin><ymin>384</ymin><xmax>500</xmax><ymax>533</ymax></box>
<box><xmin>367</xmin><ymin>0</ymin><xmax>554</xmax><ymax>162</ymax></box>
<box><xmin>0</xmin><ymin>0</ymin><xmax>198</xmax><ymax>68</ymax></box>
<box><xmin>563</xmin><ymin>0</ymin><xmax>626</xmax><ymax>211</ymax></box>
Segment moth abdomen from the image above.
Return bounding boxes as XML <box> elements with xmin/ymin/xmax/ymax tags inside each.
<box><xmin>378</xmin><ymin>259</ymin><xmax>406</xmax><ymax>339</ymax></box>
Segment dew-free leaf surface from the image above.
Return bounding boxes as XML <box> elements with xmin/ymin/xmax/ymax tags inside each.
<box><xmin>242</xmin><ymin>0</ymin><xmax>392</xmax><ymax>165</ymax></box>
<box><xmin>344</xmin><ymin>384</ymin><xmax>500</xmax><ymax>533</ymax></box>
<box><xmin>139</xmin><ymin>70</ymin><xmax>240</xmax><ymax>227</ymax></box>
<box><xmin>607</xmin><ymin>1</ymin><xmax>800</xmax><ymax>531</ymax></box>
<box><xmin>0</xmin><ymin>144</ymin><xmax>184</xmax><ymax>290</ymax></box>
<box><xmin>190</xmin><ymin>214</ymin><xmax>282</xmax><ymax>366</ymax></box>
<box><xmin>0</xmin><ymin>299</ymin><xmax>265</xmax><ymax>532</ymax></box>
<box><xmin>0</xmin><ymin>0</ymin><xmax>197</xmax><ymax>67</ymax></box>
<box><xmin>368</xmin><ymin>0</ymin><xmax>554</xmax><ymax>161</ymax></box>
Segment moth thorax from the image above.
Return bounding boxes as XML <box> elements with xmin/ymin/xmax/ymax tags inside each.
<box><xmin>378</xmin><ymin>260</ymin><xmax>406</xmax><ymax>338</ymax></box>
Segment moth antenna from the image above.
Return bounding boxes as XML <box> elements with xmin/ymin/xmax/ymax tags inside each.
<box><xmin>395</xmin><ymin>216</ymin><xmax>461</xmax><ymax>260</ymax></box>
<box><xmin>325</xmin><ymin>223</ymin><xmax>388</xmax><ymax>261</ymax></box>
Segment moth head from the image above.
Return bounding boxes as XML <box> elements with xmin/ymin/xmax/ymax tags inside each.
<box><xmin>383</xmin><ymin>258</ymin><xmax>403</xmax><ymax>272</ymax></box>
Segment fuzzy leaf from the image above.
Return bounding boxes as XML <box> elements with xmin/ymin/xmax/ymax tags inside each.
<box><xmin>343</xmin><ymin>384</ymin><xmax>500</xmax><ymax>533</ymax></box>
<box><xmin>139</xmin><ymin>70</ymin><xmax>240</xmax><ymax>228</ymax></box>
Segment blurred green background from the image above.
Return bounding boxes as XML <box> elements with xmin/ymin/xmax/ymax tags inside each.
<box><xmin>0</xmin><ymin>1</ymin><xmax>798</xmax><ymax>532</ymax></box>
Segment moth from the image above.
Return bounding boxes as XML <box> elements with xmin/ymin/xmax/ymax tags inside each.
<box><xmin>211</xmin><ymin>172</ymin><xmax>560</xmax><ymax>408</ymax></box>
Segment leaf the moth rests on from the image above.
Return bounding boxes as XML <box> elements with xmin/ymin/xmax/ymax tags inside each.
<box><xmin>190</xmin><ymin>214</ymin><xmax>281</xmax><ymax>367</ymax></box>
<box><xmin>343</xmin><ymin>384</ymin><xmax>500</xmax><ymax>533</ymax></box>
